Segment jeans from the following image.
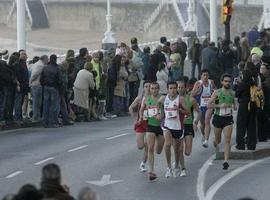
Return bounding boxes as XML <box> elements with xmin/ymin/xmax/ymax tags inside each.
<box><xmin>106</xmin><ymin>84</ymin><xmax>114</xmax><ymax>113</ymax></box>
<box><xmin>14</xmin><ymin>92</ymin><xmax>23</xmax><ymax>121</ymax></box>
<box><xmin>60</xmin><ymin>93</ymin><xmax>69</xmax><ymax>123</ymax></box>
<box><xmin>191</xmin><ymin>62</ymin><xmax>202</xmax><ymax>79</ymax></box>
<box><xmin>4</xmin><ymin>86</ymin><xmax>15</xmax><ymax>123</ymax></box>
<box><xmin>43</xmin><ymin>86</ymin><xmax>60</xmax><ymax>126</ymax></box>
<box><xmin>129</xmin><ymin>81</ymin><xmax>139</xmax><ymax>106</ymax></box>
<box><xmin>0</xmin><ymin>87</ymin><xmax>5</xmax><ymax>121</ymax></box>
<box><xmin>113</xmin><ymin>96</ymin><xmax>124</xmax><ymax>115</ymax></box>
<box><xmin>31</xmin><ymin>85</ymin><xmax>42</xmax><ymax>120</ymax></box>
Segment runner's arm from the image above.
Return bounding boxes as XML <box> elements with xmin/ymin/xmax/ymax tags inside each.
<box><xmin>207</xmin><ymin>90</ymin><xmax>219</xmax><ymax>108</ymax></box>
<box><xmin>158</xmin><ymin>96</ymin><xmax>166</xmax><ymax>119</ymax></box>
<box><xmin>192</xmin><ymin>97</ymin><xmax>201</xmax><ymax>124</ymax></box>
<box><xmin>129</xmin><ymin>96</ymin><xmax>141</xmax><ymax>119</ymax></box>
<box><xmin>190</xmin><ymin>81</ymin><xmax>201</xmax><ymax>97</ymax></box>
<box><xmin>210</xmin><ymin>80</ymin><xmax>216</xmax><ymax>90</ymax></box>
<box><xmin>179</xmin><ymin>96</ymin><xmax>190</xmax><ymax>115</ymax></box>
<box><xmin>139</xmin><ymin>98</ymin><xmax>146</xmax><ymax>121</ymax></box>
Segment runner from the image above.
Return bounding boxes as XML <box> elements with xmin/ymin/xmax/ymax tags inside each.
<box><xmin>208</xmin><ymin>74</ymin><xmax>236</xmax><ymax>170</ymax></box>
<box><xmin>177</xmin><ymin>78</ymin><xmax>201</xmax><ymax>176</ymax></box>
<box><xmin>129</xmin><ymin>81</ymin><xmax>151</xmax><ymax>172</ymax></box>
<box><xmin>159</xmin><ymin>81</ymin><xmax>189</xmax><ymax>178</ymax></box>
<box><xmin>191</xmin><ymin>69</ymin><xmax>216</xmax><ymax>148</ymax></box>
<box><xmin>139</xmin><ymin>82</ymin><xmax>164</xmax><ymax>181</ymax></box>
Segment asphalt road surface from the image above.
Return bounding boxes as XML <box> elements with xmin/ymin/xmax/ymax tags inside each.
<box><xmin>0</xmin><ymin>117</ymin><xmax>269</xmax><ymax>200</ymax></box>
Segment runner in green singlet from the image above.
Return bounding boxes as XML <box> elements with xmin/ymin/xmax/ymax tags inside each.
<box><xmin>208</xmin><ymin>74</ymin><xmax>237</xmax><ymax>170</ymax></box>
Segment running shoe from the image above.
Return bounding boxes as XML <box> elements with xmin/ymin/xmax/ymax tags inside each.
<box><xmin>173</xmin><ymin>167</ymin><xmax>181</xmax><ymax>177</ymax></box>
<box><xmin>223</xmin><ymin>162</ymin><xmax>229</xmax><ymax>170</ymax></box>
<box><xmin>165</xmin><ymin>168</ymin><xmax>173</xmax><ymax>178</ymax></box>
<box><xmin>202</xmin><ymin>139</ymin><xmax>208</xmax><ymax>148</ymax></box>
<box><xmin>149</xmin><ymin>172</ymin><xmax>157</xmax><ymax>181</ymax></box>
<box><xmin>99</xmin><ymin>115</ymin><xmax>108</xmax><ymax>120</ymax></box>
<box><xmin>180</xmin><ymin>168</ymin><xmax>187</xmax><ymax>177</ymax></box>
<box><xmin>140</xmin><ymin>162</ymin><xmax>147</xmax><ymax>172</ymax></box>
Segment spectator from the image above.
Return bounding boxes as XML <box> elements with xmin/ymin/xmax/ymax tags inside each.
<box><xmin>14</xmin><ymin>184</ymin><xmax>43</xmax><ymax>200</ymax></box>
<box><xmin>40</xmin><ymin>54</ymin><xmax>62</xmax><ymax>128</ymax></box>
<box><xmin>236</xmin><ymin>66</ymin><xmax>257</xmax><ymax>150</ymax></box>
<box><xmin>141</xmin><ymin>46</ymin><xmax>151</xmax><ymax>80</ymax></box>
<box><xmin>14</xmin><ymin>50</ymin><xmax>29</xmax><ymax>123</ymax></box>
<box><xmin>75</xmin><ymin>47</ymin><xmax>88</xmax><ymax>73</ymax></box>
<box><xmin>29</xmin><ymin>55</ymin><xmax>48</xmax><ymax>122</ymax></box>
<box><xmin>78</xmin><ymin>187</ymin><xmax>98</xmax><ymax>200</ymax></box>
<box><xmin>248</xmin><ymin>25</ymin><xmax>260</xmax><ymax>48</ymax></box>
<box><xmin>114</xmin><ymin>55</ymin><xmax>128</xmax><ymax>116</ymax></box>
<box><xmin>218</xmin><ymin>40</ymin><xmax>235</xmax><ymax>76</ymax></box>
<box><xmin>73</xmin><ymin>62</ymin><xmax>95</xmax><ymax>121</ymax></box>
<box><xmin>169</xmin><ymin>53</ymin><xmax>181</xmax><ymax>82</ymax></box>
<box><xmin>177</xmin><ymin>37</ymin><xmax>187</xmax><ymax>76</ymax></box>
<box><xmin>240</xmin><ymin>32</ymin><xmax>250</xmax><ymax>62</ymax></box>
<box><xmin>40</xmin><ymin>163</ymin><xmax>75</xmax><ymax>200</ymax></box>
<box><xmin>106</xmin><ymin>55</ymin><xmax>121</xmax><ymax>118</ymax></box>
<box><xmin>156</xmin><ymin>62</ymin><xmax>168</xmax><ymax>95</ymax></box>
<box><xmin>189</xmin><ymin>38</ymin><xmax>203</xmax><ymax>79</ymax></box>
<box><xmin>251</xmin><ymin>39</ymin><xmax>264</xmax><ymax>58</ymax></box>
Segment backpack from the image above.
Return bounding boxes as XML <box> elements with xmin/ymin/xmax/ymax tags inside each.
<box><xmin>248</xmin><ymin>85</ymin><xmax>264</xmax><ymax>112</ymax></box>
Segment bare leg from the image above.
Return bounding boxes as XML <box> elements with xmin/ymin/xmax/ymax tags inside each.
<box><xmin>155</xmin><ymin>134</ymin><xmax>165</xmax><ymax>155</ymax></box>
<box><xmin>204</xmin><ymin>108</ymin><xmax>213</xmax><ymax>140</ymax></box>
<box><xmin>164</xmin><ymin>130</ymin><xmax>173</xmax><ymax>168</ymax></box>
<box><xmin>184</xmin><ymin>135</ymin><xmax>193</xmax><ymax>156</ymax></box>
<box><xmin>174</xmin><ymin>138</ymin><xmax>183</xmax><ymax>168</ymax></box>
<box><xmin>223</xmin><ymin>125</ymin><xmax>233</xmax><ymax>162</ymax></box>
<box><xmin>136</xmin><ymin>132</ymin><xmax>147</xmax><ymax>163</ymax></box>
<box><xmin>147</xmin><ymin>132</ymin><xmax>156</xmax><ymax>173</ymax></box>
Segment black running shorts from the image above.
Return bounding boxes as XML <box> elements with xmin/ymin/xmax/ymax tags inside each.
<box><xmin>212</xmin><ymin>115</ymin><xmax>234</xmax><ymax>129</ymax></box>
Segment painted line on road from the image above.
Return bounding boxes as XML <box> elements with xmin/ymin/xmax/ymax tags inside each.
<box><xmin>205</xmin><ymin>156</ymin><xmax>270</xmax><ymax>200</ymax></box>
<box><xmin>34</xmin><ymin>157</ymin><xmax>55</xmax><ymax>165</ymax></box>
<box><xmin>67</xmin><ymin>145</ymin><xmax>88</xmax><ymax>152</ymax></box>
<box><xmin>197</xmin><ymin>154</ymin><xmax>215</xmax><ymax>200</ymax></box>
<box><xmin>6</xmin><ymin>171</ymin><xmax>23</xmax><ymax>179</ymax></box>
<box><xmin>106</xmin><ymin>133</ymin><xmax>131</xmax><ymax>140</ymax></box>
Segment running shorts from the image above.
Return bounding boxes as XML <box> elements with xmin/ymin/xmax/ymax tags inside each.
<box><xmin>212</xmin><ymin>115</ymin><xmax>233</xmax><ymax>129</ymax></box>
<box><xmin>134</xmin><ymin>120</ymin><xmax>148</xmax><ymax>133</ymax></box>
<box><xmin>163</xmin><ymin>127</ymin><xmax>184</xmax><ymax>139</ymax></box>
<box><xmin>184</xmin><ymin>124</ymin><xmax>195</xmax><ymax>137</ymax></box>
<box><xmin>147</xmin><ymin>125</ymin><xmax>163</xmax><ymax>136</ymax></box>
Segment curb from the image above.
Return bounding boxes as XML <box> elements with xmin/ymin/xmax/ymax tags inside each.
<box><xmin>216</xmin><ymin>142</ymin><xmax>270</xmax><ymax>160</ymax></box>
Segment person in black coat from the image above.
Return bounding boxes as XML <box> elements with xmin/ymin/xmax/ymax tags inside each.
<box><xmin>236</xmin><ymin>68</ymin><xmax>257</xmax><ymax>150</ymax></box>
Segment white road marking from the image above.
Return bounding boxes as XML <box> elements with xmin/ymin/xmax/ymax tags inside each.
<box><xmin>106</xmin><ymin>133</ymin><xmax>131</xmax><ymax>140</ymax></box>
<box><xmin>6</xmin><ymin>171</ymin><xmax>23</xmax><ymax>179</ymax></box>
<box><xmin>86</xmin><ymin>175</ymin><xmax>123</xmax><ymax>186</ymax></box>
<box><xmin>34</xmin><ymin>157</ymin><xmax>55</xmax><ymax>165</ymax></box>
<box><xmin>205</xmin><ymin>156</ymin><xmax>270</xmax><ymax>200</ymax></box>
<box><xmin>197</xmin><ymin>154</ymin><xmax>215</xmax><ymax>200</ymax></box>
<box><xmin>68</xmin><ymin>145</ymin><xmax>88</xmax><ymax>152</ymax></box>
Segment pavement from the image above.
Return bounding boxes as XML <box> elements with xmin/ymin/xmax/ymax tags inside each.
<box><xmin>0</xmin><ymin>116</ymin><xmax>270</xmax><ymax>200</ymax></box>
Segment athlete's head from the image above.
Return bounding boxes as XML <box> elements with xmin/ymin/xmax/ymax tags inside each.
<box><xmin>220</xmin><ymin>73</ymin><xmax>232</xmax><ymax>89</ymax></box>
<box><xmin>200</xmin><ymin>69</ymin><xmax>210</xmax><ymax>82</ymax></box>
<box><xmin>150</xmin><ymin>82</ymin><xmax>160</xmax><ymax>96</ymax></box>
<box><xmin>167</xmin><ymin>81</ymin><xmax>178</xmax><ymax>96</ymax></box>
<box><xmin>143</xmin><ymin>80</ymin><xmax>151</xmax><ymax>95</ymax></box>
<box><xmin>177</xmin><ymin>80</ymin><xmax>187</xmax><ymax>96</ymax></box>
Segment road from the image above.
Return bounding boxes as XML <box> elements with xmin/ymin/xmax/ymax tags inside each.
<box><xmin>0</xmin><ymin>117</ymin><xmax>269</xmax><ymax>200</ymax></box>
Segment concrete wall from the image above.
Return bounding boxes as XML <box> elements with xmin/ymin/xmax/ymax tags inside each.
<box><xmin>0</xmin><ymin>1</ymin><xmax>263</xmax><ymax>41</ymax></box>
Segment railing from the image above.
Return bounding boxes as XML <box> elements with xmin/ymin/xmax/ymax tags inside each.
<box><xmin>172</xmin><ymin>0</ymin><xmax>186</xmax><ymax>29</ymax></box>
<box><xmin>143</xmin><ymin>0</ymin><xmax>166</xmax><ymax>32</ymax></box>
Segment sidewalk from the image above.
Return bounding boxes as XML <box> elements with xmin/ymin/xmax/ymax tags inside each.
<box><xmin>216</xmin><ymin>141</ymin><xmax>270</xmax><ymax>160</ymax></box>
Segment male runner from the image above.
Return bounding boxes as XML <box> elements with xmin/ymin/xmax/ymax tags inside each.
<box><xmin>160</xmin><ymin>81</ymin><xmax>189</xmax><ymax>178</ymax></box>
<box><xmin>177</xmin><ymin>79</ymin><xmax>201</xmax><ymax>176</ymax></box>
<box><xmin>208</xmin><ymin>74</ymin><xmax>236</xmax><ymax>170</ymax></box>
<box><xmin>139</xmin><ymin>82</ymin><xmax>164</xmax><ymax>180</ymax></box>
<box><xmin>129</xmin><ymin>81</ymin><xmax>151</xmax><ymax>172</ymax></box>
<box><xmin>191</xmin><ymin>69</ymin><xmax>216</xmax><ymax>148</ymax></box>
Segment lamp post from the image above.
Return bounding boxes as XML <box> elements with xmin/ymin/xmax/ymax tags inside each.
<box><xmin>17</xmin><ymin>0</ymin><xmax>26</xmax><ymax>50</ymax></box>
<box><xmin>210</xmin><ymin>0</ymin><xmax>217</xmax><ymax>44</ymax></box>
<box><xmin>184</xmin><ymin>0</ymin><xmax>196</xmax><ymax>33</ymax></box>
<box><xmin>102</xmin><ymin>0</ymin><xmax>117</xmax><ymax>50</ymax></box>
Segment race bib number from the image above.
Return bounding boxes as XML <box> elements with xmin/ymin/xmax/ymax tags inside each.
<box><xmin>148</xmin><ymin>107</ymin><xmax>158</xmax><ymax>117</ymax></box>
<box><xmin>220</xmin><ymin>107</ymin><xmax>232</xmax><ymax>116</ymax></box>
<box><xmin>166</xmin><ymin>110</ymin><xmax>178</xmax><ymax>119</ymax></box>
<box><xmin>143</xmin><ymin>110</ymin><xmax>148</xmax><ymax>120</ymax></box>
<box><xmin>200</xmin><ymin>96</ymin><xmax>211</xmax><ymax>107</ymax></box>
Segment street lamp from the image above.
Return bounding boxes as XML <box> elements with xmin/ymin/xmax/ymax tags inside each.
<box><xmin>102</xmin><ymin>0</ymin><xmax>117</xmax><ymax>50</ymax></box>
<box><xmin>17</xmin><ymin>0</ymin><xmax>26</xmax><ymax>50</ymax></box>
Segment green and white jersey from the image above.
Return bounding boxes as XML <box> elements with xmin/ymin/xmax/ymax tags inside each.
<box><xmin>214</xmin><ymin>88</ymin><xmax>235</xmax><ymax>116</ymax></box>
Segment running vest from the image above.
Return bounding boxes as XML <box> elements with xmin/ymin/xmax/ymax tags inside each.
<box><xmin>214</xmin><ymin>88</ymin><xmax>234</xmax><ymax>116</ymax></box>
<box><xmin>184</xmin><ymin>95</ymin><xmax>194</xmax><ymax>125</ymax></box>
<box><xmin>146</xmin><ymin>95</ymin><xmax>161</xmax><ymax>126</ymax></box>
<box><xmin>198</xmin><ymin>80</ymin><xmax>212</xmax><ymax>108</ymax></box>
<box><xmin>137</xmin><ymin>96</ymin><xmax>149</xmax><ymax>121</ymax></box>
<box><xmin>164</xmin><ymin>95</ymin><xmax>182</xmax><ymax>130</ymax></box>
